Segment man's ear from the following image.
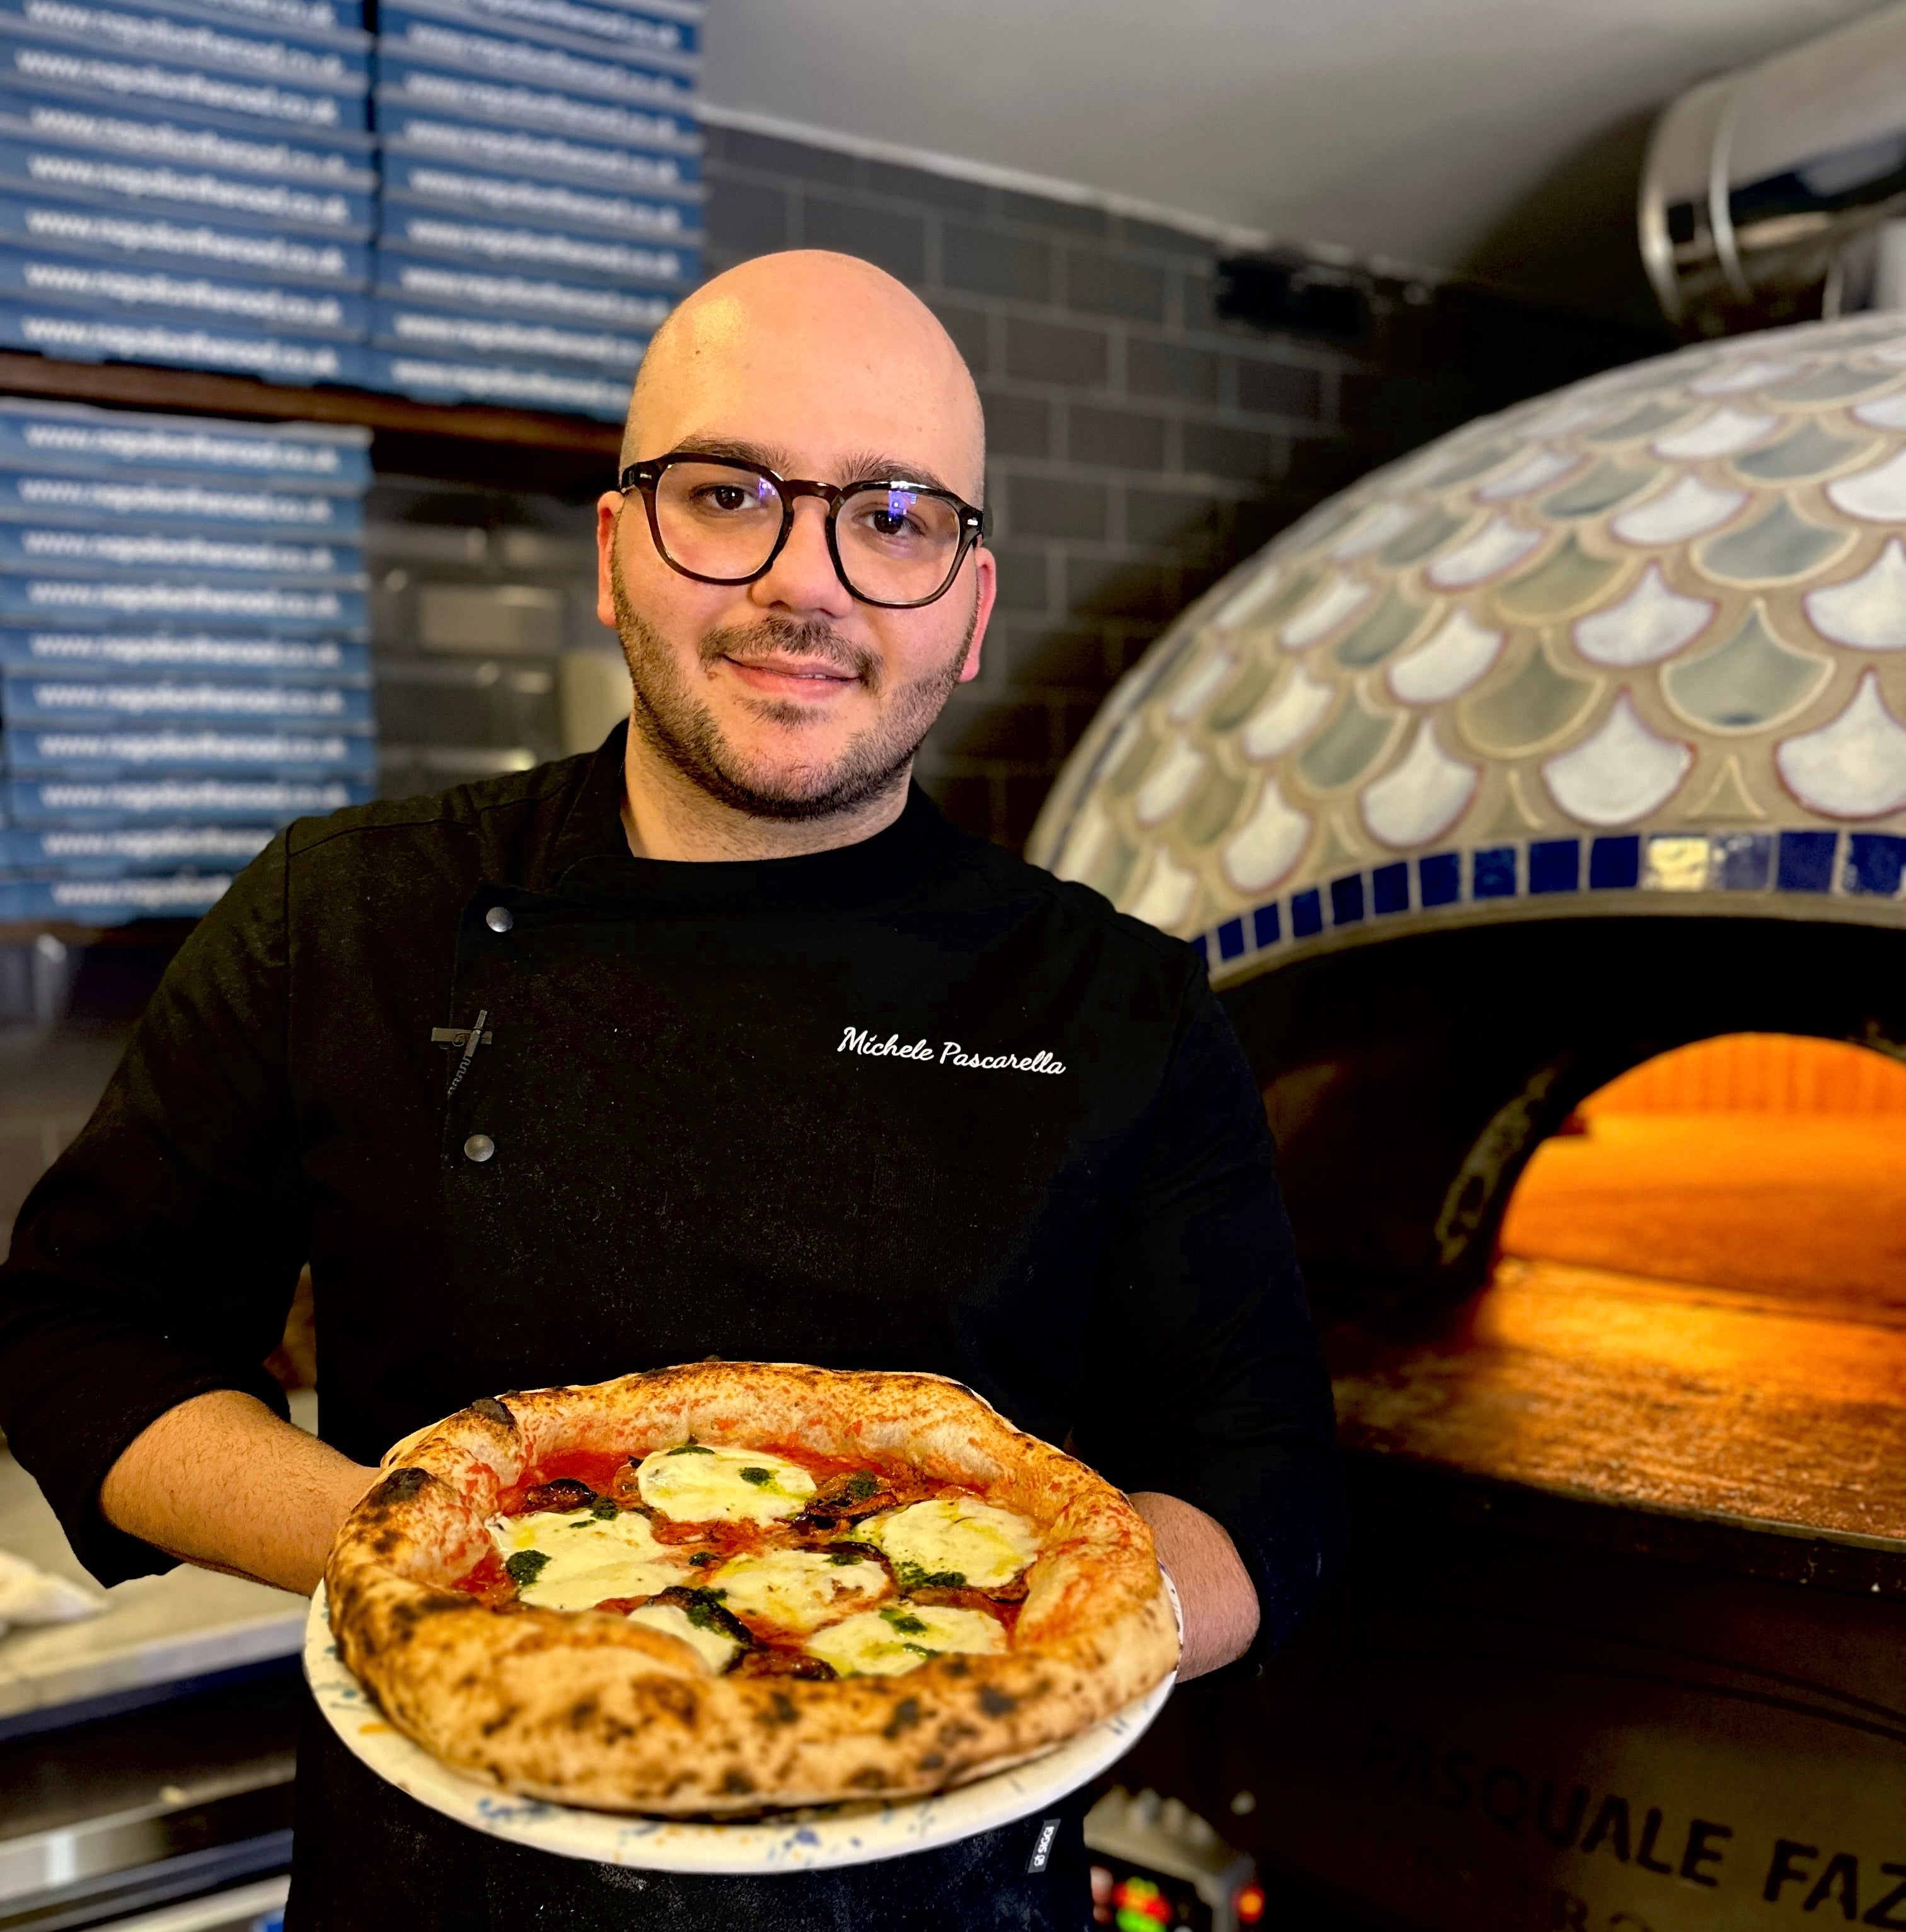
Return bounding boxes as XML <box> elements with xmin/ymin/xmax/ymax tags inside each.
<box><xmin>958</xmin><ymin>548</ymin><xmax>997</xmax><ymax>685</ymax></box>
<box><xmin>595</xmin><ymin>492</ymin><xmax>622</xmax><ymax>630</ymax></box>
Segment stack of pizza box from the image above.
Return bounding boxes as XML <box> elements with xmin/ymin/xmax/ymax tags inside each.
<box><xmin>363</xmin><ymin>0</ymin><xmax>703</xmax><ymax>422</ymax></box>
<box><xmin>0</xmin><ymin>0</ymin><xmax>376</xmax><ymax>387</ymax></box>
<box><xmin>0</xmin><ymin>396</ymin><xmax>375</xmax><ymax>924</ymax></box>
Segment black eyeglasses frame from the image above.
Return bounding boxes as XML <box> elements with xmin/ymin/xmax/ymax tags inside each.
<box><xmin>618</xmin><ymin>452</ymin><xmax>988</xmax><ymax>610</ymax></box>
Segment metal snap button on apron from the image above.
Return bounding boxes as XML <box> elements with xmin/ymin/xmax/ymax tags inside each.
<box><xmin>463</xmin><ymin>1133</ymin><xmax>495</xmax><ymax>1163</ymax></box>
<box><xmin>485</xmin><ymin>906</ymin><xmax>514</xmax><ymax>934</ymax></box>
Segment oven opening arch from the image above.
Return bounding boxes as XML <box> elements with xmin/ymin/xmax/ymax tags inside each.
<box><xmin>1225</xmin><ymin>912</ymin><xmax>1906</xmax><ymax>1546</ymax></box>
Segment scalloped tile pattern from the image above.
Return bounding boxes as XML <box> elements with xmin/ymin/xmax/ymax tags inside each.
<box><xmin>1031</xmin><ymin>313</ymin><xmax>1906</xmax><ymax>959</ymax></box>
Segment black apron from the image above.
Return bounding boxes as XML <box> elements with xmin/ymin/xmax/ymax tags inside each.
<box><xmin>292</xmin><ymin>875</ymin><xmax>1112</xmax><ymax>1929</ymax></box>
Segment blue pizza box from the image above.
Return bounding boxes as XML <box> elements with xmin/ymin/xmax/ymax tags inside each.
<box><xmin>0</xmin><ymin>134</ymin><xmax>374</xmax><ymax>233</ymax></box>
<box><xmin>0</xmin><ymin>0</ymin><xmax>372</xmax><ymax>90</ymax></box>
<box><xmin>373</xmin><ymin>205</ymin><xmax>693</xmax><ymax>288</ymax></box>
<box><xmin>0</xmin><ymin>299</ymin><xmax>372</xmax><ymax>383</ymax></box>
<box><xmin>0</xmin><ymin>197</ymin><xmax>369</xmax><ymax>282</ymax></box>
<box><xmin>424</xmin><ymin>0</ymin><xmax>696</xmax><ymax>64</ymax></box>
<box><xmin>0</xmin><ymin>820</ymin><xmax>271</xmax><ymax>870</ymax></box>
<box><xmin>0</xmin><ymin>98</ymin><xmax>373</xmax><ymax>186</ymax></box>
<box><xmin>377</xmin><ymin>2</ymin><xmax>693</xmax><ymax>95</ymax></box>
<box><xmin>362</xmin><ymin>345</ymin><xmax>630</xmax><ymax>420</ymax></box>
<box><xmin>0</xmin><ymin>250</ymin><xmax>369</xmax><ymax>333</ymax></box>
<box><xmin>0</xmin><ymin>399</ymin><xmax>370</xmax><ymax>489</ymax></box>
<box><xmin>0</xmin><ymin>626</ymin><xmax>367</xmax><ymax>677</ymax></box>
<box><xmin>0</xmin><ymin>468</ymin><xmax>364</xmax><ymax>535</ymax></box>
<box><xmin>0</xmin><ymin>523</ymin><xmax>362</xmax><ymax>581</ymax></box>
<box><xmin>370</xmin><ymin>66</ymin><xmax>695</xmax><ymax>149</ymax></box>
<box><xmin>182</xmin><ymin>0</ymin><xmax>361</xmax><ymax>35</ymax></box>
<box><xmin>372</xmin><ymin>248</ymin><xmax>671</xmax><ymax>332</ymax></box>
<box><xmin>0</xmin><ymin>871</ymin><xmax>234</xmax><ymax>919</ymax></box>
<box><xmin>0</xmin><ymin>30</ymin><xmax>370</xmax><ymax>137</ymax></box>
<box><xmin>3</xmin><ymin>669</ymin><xmax>374</xmax><ymax>725</ymax></box>
<box><xmin>369</xmin><ymin>296</ymin><xmax>642</xmax><ymax>375</ymax></box>
<box><xmin>374</xmin><ymin>113</ymin><xmax>700</xmax><ymax>199</ymax></box>
<box><xmin>0</xmin><ymin>572</ymin><xmax>367</xmax><ymax>628</ymax></box>
<box><xmin>4</xmin><ymin>720</ymin><xmax>378</xmax><ymax>776</ymax></box>
<box><xmin>6</xmin><ymin>769</ymin><xmax>371</xmax><ymax>821</ymax></box>
<box><xmin>379</xmin><ymin>152</ymin><xmax>700</xmax><ymax>243</ymax></box>
<box><xmin>0</xmin><ymin>48</ymin><xmax>367</xmax><ymax>134</ymax></box>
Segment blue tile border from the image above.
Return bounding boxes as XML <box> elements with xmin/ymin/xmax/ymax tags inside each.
<box><xmin>1193</xmin><ymin>826</ymin><xmax>1906</xmax><ymax>976</ymax></box>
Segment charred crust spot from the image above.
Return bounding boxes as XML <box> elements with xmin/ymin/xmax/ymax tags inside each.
<box><xmin>469</xmin><ymin>1396</ymin><xmax>516</xmax><ymax>1428</ymax></box>
<box><xmin>847</xmin><ymin>1767</ymin><xmax>887</xmax><ymax>1791</ymax></box>
<box><xmin>762</xmin><ymin>1692</ymin><xmax>798</xmax><ymax>1727</ymax></box>
<box><xmin>374</xmin><ymin>1467</ymin><xmax>431</xmax><ymax>1505</ymax></box>
<box><xmin>720</xmin><ymin>1769</ymin><xmax>756</xmax><ymax>1796</ymax></box>
<box><xmin>882</xmin><ymin>1698</ymin><xmax>921</xmax><ymax>1738</ymax></box>
<box><xmin>978</xmin><ymin>1684</ymin><xmax>1017</xmax><ymax>1717</ymax></box>
<box><xmin>942</xmin><ymin>1658</ymin><xmax>970</xmax><ymax>1678</ymax></box>
<box><xmin>480</xmin><ymin>1704</ymin><xmax>520</xmax><ymax>1737</ymax></box>
<box><xmin>917</xmin><ymin>1752</ymin><xmax>945</xmax><ymax>1771</ymax></box>
<box><xmin>642</xmin><ymin>1680</ymin><xmax>700</xmax><ymax>1727</ymax></box>
<box><xmin>371</xmin><ymin>1530</ymin><xmax>401</xmax><ymax>1558</ymax></box>
<box><xmin>567</xmin><ymin>1698</ymin><xmax>599</xmax><ymax>1730</ymax></box>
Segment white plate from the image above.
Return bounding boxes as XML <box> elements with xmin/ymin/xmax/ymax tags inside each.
<box><xmin>304</xmin><ymin>1584</ymin><xmax>1172</xmax><ymax>1874</ymax></box>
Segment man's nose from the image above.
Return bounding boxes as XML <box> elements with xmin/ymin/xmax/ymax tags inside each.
<box><xmin>751</xmin><ymin>497</ymin><xmax>854</xmax><ymax>618</ymax></box>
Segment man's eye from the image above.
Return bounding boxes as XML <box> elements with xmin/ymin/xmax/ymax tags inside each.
<box><xmin>703</xmin><ymin>486</ymin><xmax>751</xmax><ymax>511</ymax></box>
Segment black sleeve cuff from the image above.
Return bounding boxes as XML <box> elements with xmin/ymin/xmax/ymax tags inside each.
<box><xmin>0</xmin><ymin>1299</ymin><xmax>291</xmax><ymax>1588</ymax></box>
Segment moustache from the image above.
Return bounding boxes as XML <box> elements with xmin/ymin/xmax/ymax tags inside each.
<box><xmin>698</xmin><ymin>617</ymin><xmax>880</xmax><ymax>686</ymax></box>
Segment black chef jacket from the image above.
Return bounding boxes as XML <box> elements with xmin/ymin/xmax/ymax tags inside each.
<box><xmin>0</xmin><ymin>723</ymin><xmax>1342</xmax><ymax>1931</ymax></box>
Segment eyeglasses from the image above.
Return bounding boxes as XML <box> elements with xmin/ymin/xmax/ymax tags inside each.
<box><xmin>618</xmin><ymin>452</ymin><xmax>986</xmax><ymax>610</ymax></box>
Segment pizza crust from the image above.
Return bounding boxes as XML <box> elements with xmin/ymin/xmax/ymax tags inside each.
<box><xmin>324</xmin><ymin>1361</ymin><xmax>1179</xmax><ymax>1815</ymax></box>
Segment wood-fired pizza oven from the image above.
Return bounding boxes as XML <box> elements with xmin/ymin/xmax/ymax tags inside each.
<box><xmin>1034</xmin><ymin>312</ymin><xmax>1906</xmax><ymax>1932</ymax></box>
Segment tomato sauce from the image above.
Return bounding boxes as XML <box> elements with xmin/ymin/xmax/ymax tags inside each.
<box><xmin>458</xmin><ymin>1437</ymin><xmax>1022</xmax><ymax>1648</ymax></box>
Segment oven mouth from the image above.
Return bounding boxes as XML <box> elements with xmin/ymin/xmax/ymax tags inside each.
<box><xmin>1225</xmin><ymin>911</ymin><xmax>1906</xmax><ymax>1554</ymax></box>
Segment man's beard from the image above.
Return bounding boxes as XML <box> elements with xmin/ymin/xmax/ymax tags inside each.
<box><xmin>608</xmin><ymin>543</ymin><xmax>973</xmax><ymax>823</ymax></box>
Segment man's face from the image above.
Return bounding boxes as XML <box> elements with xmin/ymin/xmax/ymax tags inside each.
<box><xmin>596</xmin><ymin>282</ymin><xmax>995</xmax><ymax>823</ymax></box>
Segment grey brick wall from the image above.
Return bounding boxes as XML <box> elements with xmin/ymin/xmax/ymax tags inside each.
<box><xmin>701</xmin><ymin>124</ymin><xmax>1658</xmax><ymax>850</ymax></box>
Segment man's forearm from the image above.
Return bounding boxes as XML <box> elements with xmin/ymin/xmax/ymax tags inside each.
<box><xmin>100</xmin><ymin>1388</ymin><xmax>377</xmax><ymax>1597</ymax></box>
<box><xmin>1130</xmin><ymin>1491</ymin><xmax>1260</xmax><ymax>1680</ymax></box>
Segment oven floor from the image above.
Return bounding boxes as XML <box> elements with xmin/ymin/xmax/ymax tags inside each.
<box><xmin>1329</xmin><ymin>1109</ymin><xmax>1906</xmax><ymax>1545</ymax></box>
<box><xmin>1501</xmin><ymin>1111</ymin><xmax>1906</xmax><ymax>1323</ymax></box>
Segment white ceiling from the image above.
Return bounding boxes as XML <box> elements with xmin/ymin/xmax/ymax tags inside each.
<box><xmin>703</xmin><ymin>0</ymin><xmax>1892</xmax><ymax>284</ymax></box>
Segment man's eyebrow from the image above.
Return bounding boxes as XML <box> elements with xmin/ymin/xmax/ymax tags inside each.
<box><xmin>836</xmin><ymin>451</ymin><xmax>957</xmax><ymax>495</ymax></box>
<box><xmin>659</xmin><ymin>436</ymin><xmax>794</xmax><ymax>473</ymax></box>
<box><xmin>659</xmin><ymin>437</ymin><xmax>960</xmax><ymax>497</ymax></box>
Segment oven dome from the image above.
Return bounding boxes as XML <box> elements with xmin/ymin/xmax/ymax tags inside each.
<box><xmin>1029</xmin><ymin>311</ymin><xmax>1906</xmax><ymax>984</ymax></box>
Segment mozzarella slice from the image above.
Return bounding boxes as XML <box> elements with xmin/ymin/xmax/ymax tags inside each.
<box><xmin>487</xmin><ymin>1507</ymin><xmax>690</xmax><ymax>1612</ymax></box>
<box><xmin>635</xmin><ymin>1443</ymin><xmax>817</xmax><ymax>1524</ymax></box>
<box><xmin>865</xmin><ymin>1497</ymin><xmax>1041</xmax><ymax>1590</ymax></box>
<box><xmin>709</xmin><ymin>1547</ymin><xmax>890</xmax><ymax>1634</ymax></box>
<box><xmin>805</xmin><ymin>1602</ymin><xmax>1007</xmax><ymax>1678</ymax></box>
<box><xmin>625</xmin><ymin>1600</ymin><xmax>741</xmax><ymax>1674</ymax></box>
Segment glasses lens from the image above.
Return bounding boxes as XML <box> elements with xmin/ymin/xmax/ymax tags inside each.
<box><xmin>835</xmin><ymin>484</ymin><xmax>962</xmax><ymax>603</ymax></box>
<box><xmin>653</xmin><ymin>461</ymin><xmax>783</xmax><ymax>580</ymax></box>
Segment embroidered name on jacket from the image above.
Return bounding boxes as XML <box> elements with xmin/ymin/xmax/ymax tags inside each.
<box><xmin>837</xmin><ymin>1026</ymin><xmax>1065</xmax><ymax>1075</ymax></box>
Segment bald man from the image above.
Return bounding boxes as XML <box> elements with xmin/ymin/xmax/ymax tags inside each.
<box><xmin>0</xmin><ymin>252</ymin><xmax>1341</xmax><ymax>1928</ymax></box>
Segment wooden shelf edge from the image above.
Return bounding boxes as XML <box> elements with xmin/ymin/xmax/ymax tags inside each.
<box><xmin>0</xmin><ymin>352</ymin><xmax>626</xmax><ymax>456</ymax></box>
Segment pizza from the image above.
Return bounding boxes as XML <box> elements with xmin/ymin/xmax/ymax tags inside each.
<box><xmin>323</xmin><ymin>1360</ymin><xmax>1179</xmax><ymax>1815</ymax></box>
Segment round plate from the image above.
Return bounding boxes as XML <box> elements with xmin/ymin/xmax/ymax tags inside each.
<box><xmin>304</xmin><ymin>1585</ymin><xmax>1174</xmax><ymax>1873</ymax></box>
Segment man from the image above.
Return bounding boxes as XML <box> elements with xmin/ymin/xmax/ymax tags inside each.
<box><xmin>0</xmin><ymin>251</ymin><xmax>1341</xmax><ymax>1928</ymax></box>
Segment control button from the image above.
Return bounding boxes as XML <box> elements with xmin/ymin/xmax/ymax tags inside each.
<box><xmin>463</xmin><ymin>1133</ymin><xmax>495</xmax><ymax>1163</ymax></box>
<box><xmin>485</xmin><ymin>905</ymin><xmax>514</xmax><ymax>934</ymax></box>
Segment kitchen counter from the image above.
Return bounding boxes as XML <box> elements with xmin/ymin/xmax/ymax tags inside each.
<box><xmin>0</xmin><ymin>1392</ymin><xmax>315</xmax><ymax>1735</ymax></box>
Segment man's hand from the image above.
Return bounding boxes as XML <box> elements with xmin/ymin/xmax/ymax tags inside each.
<box><xmin>100</xmin><ymin>1389</ymin><xmax>379</xmax><ymax>1597</ymax></box>
<box><xmin>1129</xmin><ymin>1492</ymin><xmax>1259</xmax><ymax>1680</ymax></box>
